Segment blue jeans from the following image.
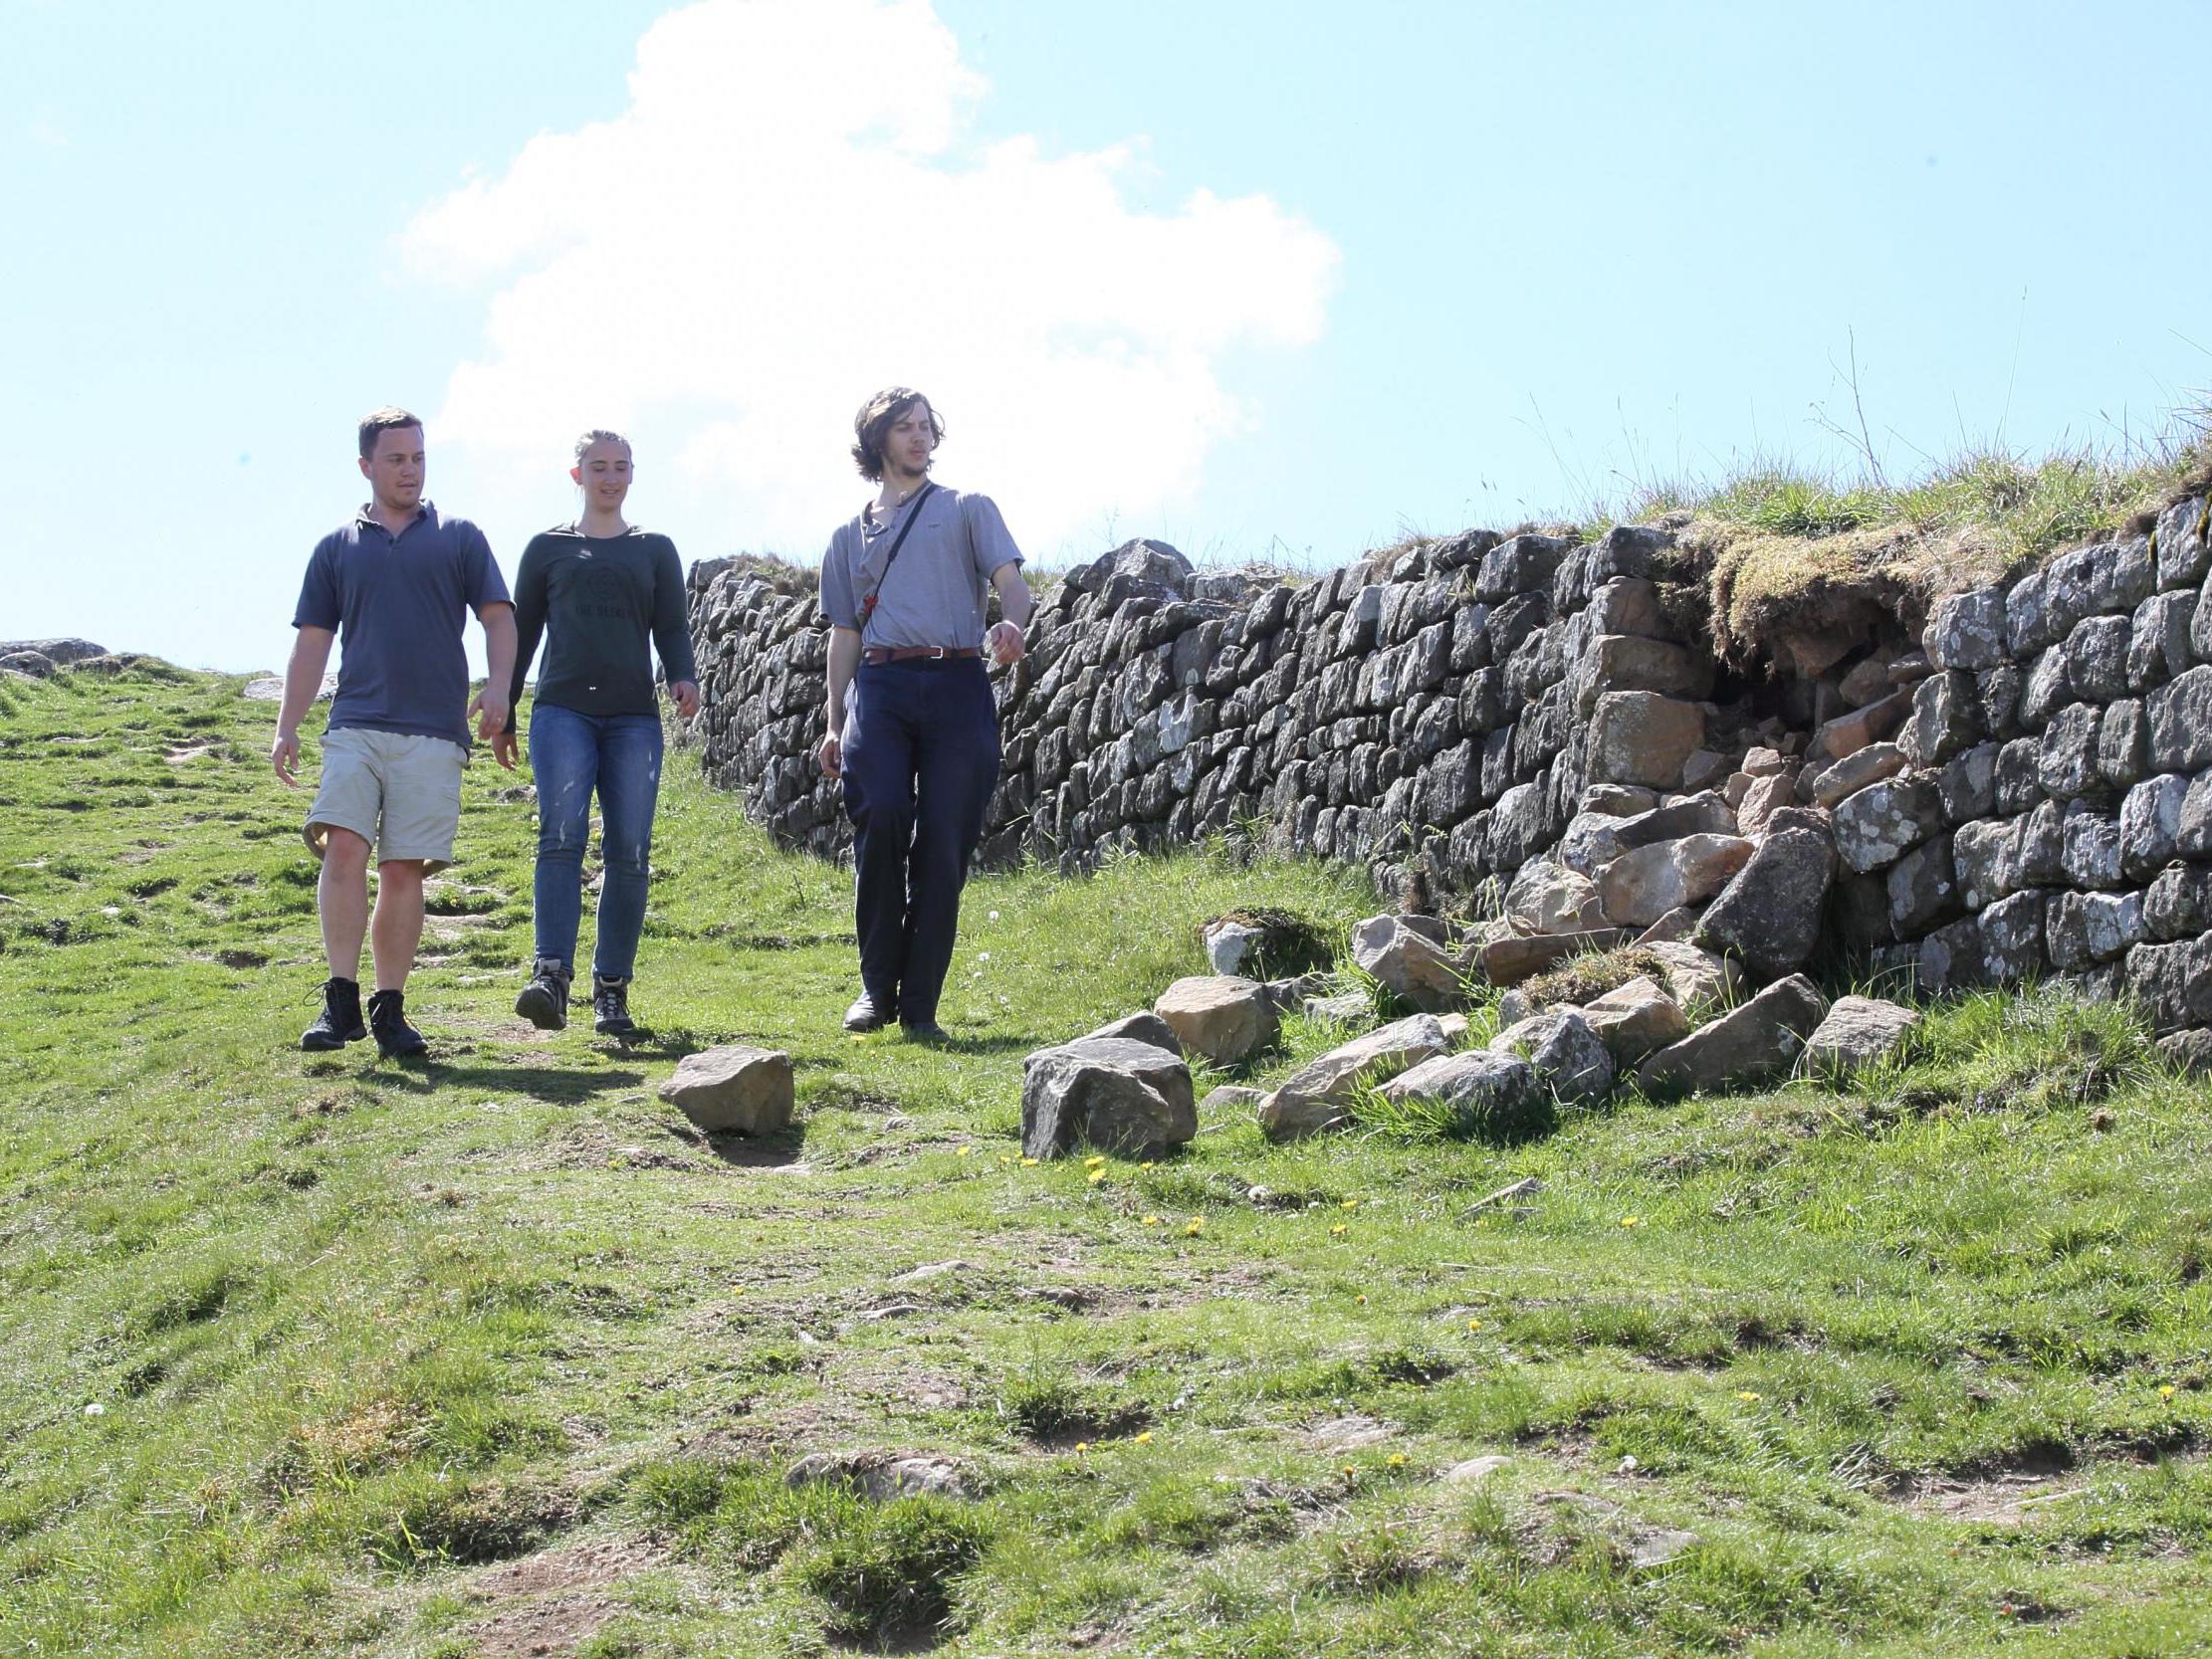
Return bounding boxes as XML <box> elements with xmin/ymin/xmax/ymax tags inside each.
<box><xmin>840</xmin><ymin>659</ymin><xmax>1000</xmax><ymax>1026</ymax></box>
<box><xmin>529</xmin><ymin>705</ymin><xmax>664</xmax><ymax>980</ymax></box>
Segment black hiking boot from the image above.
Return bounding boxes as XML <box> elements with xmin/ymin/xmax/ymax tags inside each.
<box><xmin>592</xmin><ymin>974</ymin><xmax>636</xmax><ymax>1038</ymax></box>
<box><xmin>843</xmin><ymin>992</ymin><xmax>896</xmax><ymax>1032</ymax></box>
<box><xmin>900</xmin><ymin>1017</ymin><xmax>950</xmax><ymax>1046</ymax></box>
<box><xmin>515</xmin><ymin>957</ymin><xmax>571</xmax><ymax>1031</ymax></box>
<box><xmin>366</xmin><ymin>988</ymin><xmax>429</xmax><ymax>1058</ymax></box>
<box><xmin>301</xmin><ymin>976</ymin><xmax>366</xmax><ymax>1051</ymax></box>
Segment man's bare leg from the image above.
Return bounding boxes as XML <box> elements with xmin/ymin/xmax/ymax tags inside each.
<box><xmin>370</xmin><ymin>860</ymin><xmax>427</xmax><ymax>992</ymax></box>
<box><xmin>319</xmin><ymin>827</ymin><xmax>371</xmax><ymax>978</ymax></box>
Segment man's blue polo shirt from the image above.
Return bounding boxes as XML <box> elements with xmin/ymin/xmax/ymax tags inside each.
<box><xmin>292</xmin><ymin>501</ymin><xmax>511</xmax><ymax>750</ymax></box>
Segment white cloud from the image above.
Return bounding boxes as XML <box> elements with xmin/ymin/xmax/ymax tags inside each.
<box><xmin>401</xmin><ymin>0</ymin><xmax>1337</xmax><ymax>562</ymax></box>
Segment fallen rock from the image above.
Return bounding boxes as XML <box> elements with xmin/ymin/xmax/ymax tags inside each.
<box><xmin>1807</xmin><ymin>741</ymin><xmax>1910</xmax><ymax>808</ymax></box>
<box><xmin>1199</xmin><ymin>1084</ymin><xmax>1268</xmax><ymax>1116</ymax></box>
<box><xmin>1633</xmin><ymin>907</ymin><xmax>1700</xmax><ymax>944</ymax></box>
<box><xmin>1022</xmin><ymin>1037</ymin><xmax>1197</xmax><ymax>1159</ymax></box>
<box><xmin>1595</xmin><ymin>834</ymin><xmax>1754</xmax><ymax>929</ymax></box>
<box><xmin>1802</xmin><ymin>995</ymin><xmax>1920</xmax><ymax>1073</ymax></box>
<box><xmin>1588</xmin><ymin>692</ymin><xmax>1706</xmax><ymax>788</ymax></box>
<box><xmin>1260</xmin><ymin>1014</ymin><xmax>1449</xmax><ymax>1141</ymax></box>
<box><xmin>1080</xmin><ymin>1011</ymin><xmax>1184</xmax><ymax>1054</ymax></box>
<box><xmin>1487</xmin><ymin>1009</ymin><xmax>1615</xmax><ymax>1104</ymax></box>
<box><xmin>1351</xmin><ymin>914</ymin><xmax>1465</xmax><ymax>1011</ymax></box>
<box><xmin>1581</xmin><ymin>975</ymin><xmax>1689</xmax><ymax>1064</ymax></box>
<box><xmin>2156</xmin><ymin>1028</ymin><xmax>2212</xmax><ymax>1077</ymax></box>
<box><xmin>785</xmin><ymin>1452</ymin><xmax>972</xmax><ymax>1501</ymax></box>
<box><xmin>1304</xmin><ymin>989</ymin><xmax>1373</xmax><ymax>1023</ymax></box>
<box><xmin>1694</xmin><ymin>826</ymin><xmax>1836</xmax><ymax>979</ymax></box>
<box><xmin>1635</xmin><ymin>974</ymin><xmax>1829</xmax><ymax>1095</ymax></box>
<box><xmin>1640</xmin><ymin>940</ymin><xmax>1740</xmax><ymax>1012</ymax></box>
<box><xmin>1202</xmin><ymin>919</ymin><xmax>1264</xmax><ymax>975</ymax></box>
<box><xmin>1477</xmin><ymin>929</ymin><xmax>1627</xmax><ymax>987</ymax></box>
<box><xmin>1154</xmin><ymin>975</ymin><xmax>1279</xmax><ymax>1065</ymax></box>
<box><xmin>1442</xmin><ymin>1454</ymin><xmax>1514</xmax><ymax>1484</ymax></box>
<box><xmin>1377</xmin><ymin>1050</ymin><xmax>1552</xmax><ymax>1141</ymax></box>
<box><xmin>658</xmin><ymin>1046</ymin><xmax>795</xmax><ymax>1136</ymax></box>
<box><xmin>1504</xmin><ymin>859</ymin><xmax>1606</xmax><ymax>934</ymax></box>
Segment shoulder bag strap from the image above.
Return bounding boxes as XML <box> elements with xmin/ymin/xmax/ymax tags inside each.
<box><xmin>857</xmin><ymin>482</ymin><xmax>939</xmax><ymax>638</ymax></box>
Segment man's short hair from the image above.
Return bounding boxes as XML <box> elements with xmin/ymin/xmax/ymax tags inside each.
<box><xmin>851</xmin><ymin>387</ymin><xmax>944</xmax><ymax>483</ymax></box>
<box><xmin>358</xmin><ymin>406</ymin><xmax>422</xmax><ymax>461</ymax></box>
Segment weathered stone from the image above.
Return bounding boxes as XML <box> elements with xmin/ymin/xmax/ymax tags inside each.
<box><xmin>2178</xmin><ymin>770</ymin><xmax>2212</xmax><ymax>858</ymax></box>
<box><xmin>1199</xmin><ymin>1084</ymin><xmax>1270</xmax><ymax>1120</ymax></box>
<box><xmin>1080</xmin><ymin>1011</ymin><xmax>1184</xmax><ymax>1053</ymax></box>
<box><xmin>1926</xmin><ymin>588</ymin><xmax>2009</xmax><ymax>670</ymax></box>
<box><xmin>1580</xmin><ymin>783</ymin><xmax>1659</xmax><ymax>817</ymax></box>
<box><xmin>1476</xmin><ymin>533</ymin><xmax>1570</xmax><ymax>601</ymax></box>
<box><xmin>1633</xmin><ymin>906</ymin><xmax>1700</xmax><ymax>944</ymax></box>
<box><xmin>1504</xmin><ymin>859</ymin><xmax>1606</xmax><ymax>935</ymax></box>
<box><xmin>2000</xmin><ymin>798</ymin><xmax>2069</xmax><ymax>889</ymax></box>
<box><xmin>1261</xmin><ymin>1014</ymin><xmax>1450</xmax><ymax>1140</ymax></box>
<box><xmin>1952</xmin><ymin>817</ymin><xmax>2016</xmax><ymax>912</ymax></box>
<box><xmin>1557</xmin><ymin>811</ymin><xmax>1627</xmax><ymax>877</ymax></box>
<box><xmin>785</xmin><ymin>1452</ymin><xmax>973</xmax><ymax>1501</ymax></box>
<box><xmin>658</xmin><ymin>1045</ymin><xmax>797</xmax><ymax>1136</ymax></box>
<box><xmin>1993</xmin><ymin>735</ymin><xmax>2045</xmax><ymax>814</ymax></box>
<box><xmin>1487</xmin><ymin>1009</ymin><xmax>1615</xmax><ymax>1104</ymax></box>
<box><xmin>1588</xmin><ymin>692</ymin><xmax>1705</xmax><ymax>789</ymax></box>
<box><xmin>1900</xmin><ymin>671</ymin><xmax>1983</xmax><ymax>769</ymax></box>
<box><xmin>1640</xmin><ymin>940</ymin><xmax>1741</xmax><ymax>1012</ymax></box>
<box><xmin>2118</xmin><ymin>772</ymin><xmax>2188</xmax><ymax>880</ymax></box>
<box><xmin>1977</xmin><ymin>662</ymin><xmax>2025</xmax><ymax>737</ymax></box>
<box><xmin>1575</xmin><ymin>635</ymin><xmax>1715</xmax><ymax>714</ymax></box>
<box><xmin>2128</xmin><ymin>589</ymin><xmax>2196</xmax><ymax>691</ymax></box>
<box><xmin>1153</xmin><ymin>976</ymin><xmax>1279</xmax><ymax>1065</ymax></box>
<box><xmin>2146</xmin><ymin>665</ymin><xmax>2212</xmax><ymax>773</ymax></box>
<box><xmin>2047</xmin><ymin>891</ymin><xmax>2144</xmax><ymax>970</ymax></box>
<box><xmin>2124</xmin><ymin>933</ymin><xmax>2212</xmax><ymax>1034</ymax></box>
<box><xmin>1378</xmin><ymin>1051</ymin><xmax>1550</xmax><ymax>1139</ymax></box>
<box><xmin>1694</xmin><ymin>827</ymin><xmax>1835</xmax><ymax>978</ymax></box>
<box><xmin>2157</xmin><ymin>1028</ymin><xmax>2212</xmax><ymax>1076</ymax></box>
<box><xmin>2018</xmin><ymin>646</ymin><xmax>2072</xmax><ymax>731</ymax></box>
<box><xmin>1885</xmin><ymin>835</ymin><xmax>1960</xmax><ymax>935</ymax></box>
<box><xmin>2143</xmin><ymin>865</ymin><xmax>2212</xmax><ymax>941</ymax></box>
<box><xmin>2059</xmin><ymin>813</ymin><xmax>2125</xmax><ymax>891</ymax></box>
<box><xmin>2006</xmin><ymin>568</ymin><xmax>2052</xmax><ymax>655</ymax></box>
<box><xmin>1595</xmin><ymin>834</ymin><xmax>1755</xmax><ymax>929</ymax></box>
<box><xmin>1203</xmin><ymin>920</ymin><xmax>1265</xmax><ymax>976</ymax></box>
<box><xmin>1809</xmin><ymin>690</ymin><xmax>1910</xmax><ymax>763</ymax></box>
<box><xmin>1937</xmin><ymin>741</ymin><xmax>1999</xmax><ymax>826</ymax></box>
<box><xmin>1581</xmin><ymin>975</ymin><xmax>1690</xmax><ymax>1063</ymax></box>
<box><xmin>1680</xmin><ymin>748</ymin><xmax>1731</xmax><ymax>793</ymax></box>
<box><xmin>1304</xmin><ymin>990</ymin><xmax>1375</xmax><ymax>1023</ymax></box>
<box><xmin>1476</xmin><ymin>929</ymin><xmax>1628</xmax><ymax>986</ymax></box>
<box><xmin>1635</xmin><ymin>974</ymin><xmax>1828</xmax><ymax>1095</ymax></box>
<box><xmin>1803</xmin><ymin>995</ymin><xmax>1921</xmax><ymax>1073</ymax></box>
<box><xmin>1979</xmin><ymin>890</ymin><xmax>2048</xmax><ymax>983</ymax></box>
<box><xmin>1832</xmin><ymin>776</ymin><xmax>1944</xmax><ymax>874</ymax></box>
<box><xmin>1350</xmin><ymin>915</ymin><xmax>1464</xmax><ymax>1012</ymax></box>
<box><xmin>1486</xmin><ymin>779</ymin><xmax>1557</xmax><ymax>871</ymax></box>
<box><xmin>1734</xmin><ymin>773</ymin><xmax>1796</xmax><ymax>836</ymax></box>
<box><xmin>1022</xmin><ymin>1037</ymin><xmax>1198</xmax><ymax>1158</ymax></box>
<box><xmin>1609</xmin><ymin>790</ymin><xmax>1738</xmax><ymax>852</ymax></box>
<box><xmin>1809</xmin><ymin>741</ymin><xmax>1909</xmax><ymax>808</ymax></box>
<box><xmin>2065</xmin><ymin>613</ymin><xmax>2132</xmax><ymax>703</ymax></box>
<box><xmin>2037</xmin><ymin>702</ymin><xmax>2102</xmax><ymax>800</ymax></box>
<box><xmin>2156</xmin><ymin>494</ymin><xmax>2211</xmax><ymax>589</ymax></box>
<box><xmin>2098</xmin><ymin>699</ymin><xmax>2149</xmax><ymax>790</ymax></box>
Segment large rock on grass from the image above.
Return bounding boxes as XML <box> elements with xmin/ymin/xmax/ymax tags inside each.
<box><xmin>1487</xmin><ymin>1009</ymin><xmax>1615</xmax><ymax>1104</ymax></box>
<box><xmin>1694</xmin><ymin>826</ymin><xmax>1836</xmax><ymax>978</ymax></box>
<box><xmin>1260</xmin><ymin>1014</ymin><xmax>1449</xmax><ymax>1141</ymax></box>
<box><xmin>1580</xmin><ymin>975</ymin><xmax>1689</xmax><ymax>1064</ymax></box>
<box><xmin>1635</xmin><ymin>975</ymin><xmax>1828</xmax><ymax>1095</ymax></box>
<box><xmin>1022</xmin><ymin>1037</ymin><xmax>1197</xmax><ymax>1159</ymax></box>
<box><xmin>1802</xmin><ymin>996</ymin><xmax>1920</xmax><ymax>1073</ymax></box>
<box><xmin>1377</xmin><ymin>1051</ymin><xmax>1551</xmax><ymax>1142</ymax></box>
<box><xmin>659</xmin><ymin>1046</ymin><xmax>796</xmax><ymax>1136</ymax></box>
<box><xmin>1640</xmin><ymin>940</ymin><xmax>1741</xmax><ymax>1012</ymax></box>
<box><xmin>1350</xmin><ymin>915</ymin><xmax>1465</xmax><ymax>1011</ymax></box>
<box><xmin>1153</xmin><ymin>975</ymin><xmax>1278</xmax><ymax>1064</ymax></box>
<box><xmin>1080</xmin><ymin>1011</ymin><xmax>1183</xmax><ymax>1053</ymax></box>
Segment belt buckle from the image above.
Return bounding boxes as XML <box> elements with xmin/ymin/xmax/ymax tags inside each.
<box><xmin>928</xmin><ymin>646</ymin><xmax>949</xmax><ymax>660</ymax></box>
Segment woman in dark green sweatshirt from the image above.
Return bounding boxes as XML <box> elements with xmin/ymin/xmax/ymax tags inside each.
<box><xmin>501</xmin><ymin>431</ymin><xmax>699</xmax><ymax>1035</ymax></box>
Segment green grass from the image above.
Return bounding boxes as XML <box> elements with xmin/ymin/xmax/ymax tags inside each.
<box><xmin>2</xmin><ymin>665</ymin><xmax>2210</xmax><ymax>1656</ymax></box>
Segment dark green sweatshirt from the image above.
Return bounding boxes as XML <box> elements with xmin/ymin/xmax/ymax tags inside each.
<box><xmin>506</xmin><ymin>525</ymin><xmax>698</xmax><ymax>730</ymax></box>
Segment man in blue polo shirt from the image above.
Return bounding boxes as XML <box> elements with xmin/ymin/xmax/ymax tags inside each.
<box><xmin>271</xmin><ymin>407</ymin><xmax>517</xmax><ymax>1057</ymax></box>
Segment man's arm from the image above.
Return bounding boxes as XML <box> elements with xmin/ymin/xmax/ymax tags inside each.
<box><xmin>270</xmin><ymin>626</ymin><xmax>335</xmax><ymax>787</ymax></box>
<box><xmin>815</xmin><ymin>625</ymin><xmax>863</xmax><ymax>777</ymax></box>
<box><xmin>987</xmin><ymin>561</ymin><xmax>1033</xmax><ymax>665</ymax></box>
<box><xmin>472</xmin><ymin>603</ymin><xmax>520</xmax><ymax>769</ymax></box>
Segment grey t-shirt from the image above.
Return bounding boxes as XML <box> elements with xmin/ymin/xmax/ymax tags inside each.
<box><xmin>818</xmin><ymin>486</ymin><xmax>1023</xmax><ymax>650</ymax></box>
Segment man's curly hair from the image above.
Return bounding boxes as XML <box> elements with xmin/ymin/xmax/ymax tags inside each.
<box><xmin>851</xmin><ymin>387</ymin><xmax>945</xmax><ymax>484</ymax></box>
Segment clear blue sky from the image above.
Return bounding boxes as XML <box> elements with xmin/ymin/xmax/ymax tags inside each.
<box><xmin>6</xmin><ymin>0</ymin><xmax>2206</xmax><ymax>673</ymax></box>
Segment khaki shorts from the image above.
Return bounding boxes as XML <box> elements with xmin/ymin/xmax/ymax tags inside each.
<box><xmin>305</xmin><ymin>726</ymin><xmax>468</xmax><ymax>873</ymax></box>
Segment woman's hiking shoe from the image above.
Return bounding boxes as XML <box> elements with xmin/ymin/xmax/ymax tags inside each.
<box><xmin>842</xmin><ymin>992</ymin><xmax>895</xmax><ymax>1032</ymax></box>
<box><xmin>592</xmin><ymin>975</ymin><xmax>636</xmax><ymax>1037</ymax></box>
<box><xmin>300</xmin><ymin>977</ymin><xmax>366</xmax><ymax>1051</ymax></box>
<box><xmin>515</xmin><ymin>958</ymin><xmax>572</xmax><ymax>1031</ymax></box>
<box><xmin>366</xmin><ymin>988</ymin><xmax>429</xmax><ymax>1058</ymax></box>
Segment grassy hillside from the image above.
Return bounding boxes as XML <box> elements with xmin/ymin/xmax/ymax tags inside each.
<box><xmin>2</xmin><ymin>665</ymin><xmax>2209</xmax><ymax>1658</ymax></box>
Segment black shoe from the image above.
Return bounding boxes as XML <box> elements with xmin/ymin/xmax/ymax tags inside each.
<box><xmin>515</xmin><ymin>957</ymin><xmax>571</xmax><ymax>1031</ymax></box>
<box><xmin>301</xmin><ymin>977</ymin><xmax>365</xmax><ymax>1051</ymax></box>
<box><xmin>366</xmin><ymin>988</ymin><xmax>429</xmax><ymax>1058</ymax></box>
<box><xmin>900</xmin><ymin>1019</ymin><xmax>950</xmax><ymax>1045</ymax></box>
<box><xmin>843</xmin><ymin>992</ymin><xmax>897</xmax><ymax>1033</ymax></box>
<box><xmin>592</xmin><ymin>974</ymin><xmax>635</xmax><ymax>1037</ymax></box>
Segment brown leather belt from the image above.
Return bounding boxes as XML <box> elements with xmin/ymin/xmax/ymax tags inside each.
<box><xmin>863</xmin><ymin>646</ymin><xmax>983</xmax><ymax>664</ymax></box>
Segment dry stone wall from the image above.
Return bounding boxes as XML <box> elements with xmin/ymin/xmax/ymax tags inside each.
<box><xmin>685</xmin><ymin>488</ymin><xmax>2212</xmax><ymax>1058</ymax></box>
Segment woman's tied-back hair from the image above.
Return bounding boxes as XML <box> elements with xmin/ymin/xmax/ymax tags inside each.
<box><xmin>851</xmin><ymin>387</ymin><xmax>944</xmax><ymax>484</ymax></box>
<box><xmin>573</xmin><ymin>428</ymin><xmax>630</xmax><ymax>462</ymax></box>
<box><xmin>357</xmin><ymin>406</ymin><xmax>421</xmax><ymax>460</ymax></box>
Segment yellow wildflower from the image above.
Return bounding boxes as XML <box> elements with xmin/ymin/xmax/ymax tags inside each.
<box><xmin>1084</xmin><ymin>1154</ymin><xmax>1106</xmax><ymax>1168</ymax></box>
<box><xmin>1735</xmin><ymin>1390</ymin><xmax>1761</xmax><ymax>1402</ymax></box>
<box><xmin>1620</xmin><ymin>1215</ymin><xmax>1642</xmax><ymax>1228</ymax></box>
<box><xmin>1185</xmin><ymin>1219</ymin><xmax>1205</xmax><ymax>1237</ymax></box>
<box><xmin>1387</xmin><ymin>1452</ymin><xmax>1408</xmax><ymax>1467</ymax></box>
<box><xmin>1087</xmin><ymin>1169</ymin><xmax>1106</xmax><ymax>1184</ymax></box>
<box><xmin>1134</xmin><ymin>1430</ymin><xmax>1154</xmax><ymax>1444</ymax></box>
<box><xmin>1141</xmin><ymin>1214</ymin><xmax>1163</xmax><ymax>1226</ymax></box>
<box><xmin>1341</xmin><ymin>1198</ymin><xmax>1359</xmax><ymax>1210</ymax></box>
<box><xmin>956</xmin><ymin>1145</ymin><xmax>974</xmax><ymax>1158</ymax></box>
<box><xmin>2160</xmin><ymin>1384</ymin><xmax>2178</xmax><ymax>1400</ymax></box>
<box><xmin>1466</xmin><ymin>1319</ymin><xmax>1482</xmax><ymax>1332</ymax></box>
<box><xmin>1330</xmin><ymin>1224</ymin><xmax>1347</xmax><ymax>1237</ymax></box>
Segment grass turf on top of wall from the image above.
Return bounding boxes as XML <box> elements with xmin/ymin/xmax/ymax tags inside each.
<box><xmin>1</xmin><ymin>664</ymin><xmax>2209</xmax><ymax>1657</ymax></box>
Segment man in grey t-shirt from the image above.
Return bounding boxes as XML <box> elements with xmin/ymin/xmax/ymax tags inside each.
<box><xmin>816</xmin><ymin>387</ymin><xmax>1032</xmax><ymax>1041</ymax></box>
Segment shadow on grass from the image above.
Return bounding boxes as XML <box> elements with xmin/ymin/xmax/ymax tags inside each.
<box><xmin>678</xmin><ymin>1124</ymin><xmax>809</xmax><ymax>1169</ymax></box>
<box><xmin>369</xmin><ymin>1057</ymin><xmax>649</xmax><ymax>1105</ymax></box>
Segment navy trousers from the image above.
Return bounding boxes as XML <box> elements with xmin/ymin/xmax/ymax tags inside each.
<box><xmin>840</xmin><ymin>658</ymin><xmax>1001</xmax><ymax>1026</ymax></box>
